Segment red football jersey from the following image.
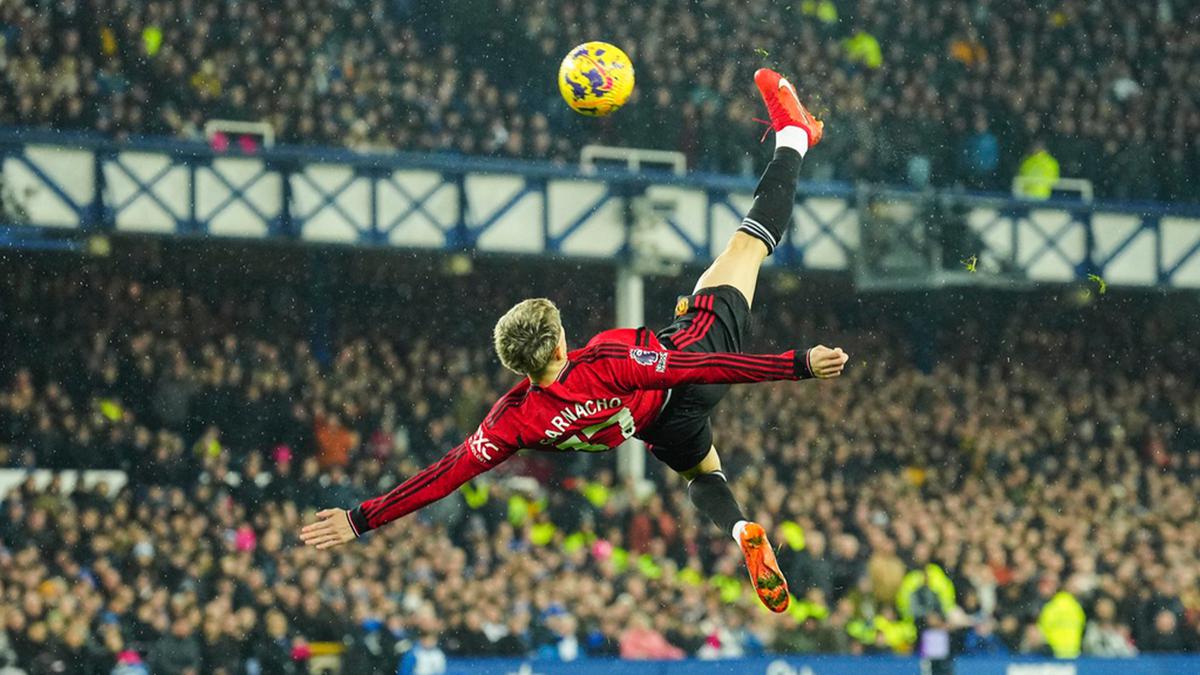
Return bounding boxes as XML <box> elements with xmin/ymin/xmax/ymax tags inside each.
<box><xmin>347</xmin><ymin>328</ymin><xmax>813</xmax><ymax>534</ymax></box>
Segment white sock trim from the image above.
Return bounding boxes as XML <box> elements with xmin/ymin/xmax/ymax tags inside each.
<box><xmin>732</xmin><ymin>520</ymin><xmax>750</xmax><ymax>542</ymax></box>
<box><xmin>776</xmin><ymin>125</ymin><xmax>809</xmax><ymax>157</ymax></box>
<box><xmin>739</xmin><ymin>217</ymin><xmax>777</xmax><ymax>249</ymax></box>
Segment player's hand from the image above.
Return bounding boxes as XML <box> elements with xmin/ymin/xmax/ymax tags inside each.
<box><xmin>807</xmin><ymin>345</ymin><xmax>849</xmax><ymax>379</ymax></box>
<box><xmin>299</xmin><ymin>509</ymin><xmax>357</xmax><ymax>550</ymax></box>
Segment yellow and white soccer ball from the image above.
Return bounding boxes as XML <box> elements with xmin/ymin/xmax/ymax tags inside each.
<box><xmin>558</xmin><ymin>41</ymin><xmax>635</xmax><ymax>117</ymax></box>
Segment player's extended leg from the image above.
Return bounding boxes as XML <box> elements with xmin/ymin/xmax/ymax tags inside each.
<box><xmin>691</xmin><ymin>68</ymin><xmax>825</xmax><ymax>309</ymax></box>
<box><xmin>680</xmin><ymin>447</ymin><xmax>789</xmax><ymax>613</ymax></box>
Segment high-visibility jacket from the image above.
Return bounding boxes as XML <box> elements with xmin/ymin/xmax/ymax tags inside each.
<box><xmin>801</xmin><ymin>0</ymin><xmax>838</xmax><ymax>24</ymax></box>
<box><xmin>610</xmin><ymin>546</ymin><xmax>630</xmax><ymax>573</ymax></box>
<box><xmin>636</xmin><ymin>554</ymin><xmax>662</xmax><ymax>580</ymax></box>
<box><xmin>896</xmin><ymin>564</ymin><xmax>956</xmax><ymax>618</ymax></box>
<box><xmin>562</xmin><ymin>531</ymin><xmax>595</xmax><ymax>554</ymax></box>
<box><xmin>582</xmin><ymin>481</ymin><xmax>609</xmax><ymax>508</ymax></box>
<box><xmin>710</xmin><ymin>574</ymin><xmax>743</xmax><ymax>604</ymax></box>
<box><xmin>780</xmin><ymin>521</ymin><xmax>806</xmax><ymax>551</ymax></box>
<box><xmin>507</xmin><ymin>494</ymin><xmax>530</xmax><ymax>527</ymax></box>
<box><xmin>460</xmin><ymin>482</ymin><xmax>488</xmax><ymax>509</ymax></box>
<box><xmin>1017</xmin><ymin>150</ymin><xmax>1061</xmax><ymax>200</ymax></box>
<box><xmin>530</xmin><ymin>522</ymin><xmax>556</xmax><ymax>546</ymax></box>
<box><xmin>875</xmin><ymin>615</ymin><xmax>917</xmax><ymax>653</ymax></box>
<box><xmin>844</xmin><ymin>31</ymin><xmax>883</xmax><ymax>69</ymax></box>
<box><xmin>1038</xmin><ymin>591</ymin><xmax>1085</xmax><ymax>658</ymax></box>
<box><xmin>847</xmin><ymin>618</ymin><xmax>876</xmax><ymax>645</ymax></box>
<box><xmin>788</xmin><ymin>597</ymin><xmax>829</xmax><ymax>622</ymax></box>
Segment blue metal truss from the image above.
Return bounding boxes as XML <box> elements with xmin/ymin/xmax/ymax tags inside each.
<box><xmin>379</xmin><ymin>173</ymin><xmax>454</xmax><ymax>243</ymax></box>
<box><xmin>2</xmin><ymin>128</ymin><xmax>1199</xmax><ymax>289</ymax></box>
<box><xmin>291</xmin><ymin>169</ymin><xmax>363</xmax><ymax>233</ymax></box>
<box><xmin>200</xmin><ymin>163</ymin><xmax>275</xmax><ymax>234</ymax></box>
<box><xmin>103</xmin><ymin>153</ymin><xmax>182</xmax><ymax>227</ymax></box>
<box><xmin>0</xmin><ymin>150</ymin><xmax>90</xmax><ymax>226</ymax></box>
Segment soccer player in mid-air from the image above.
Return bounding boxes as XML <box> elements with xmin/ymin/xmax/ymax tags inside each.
<box><xmin>301</xmin><ymin>69</ymin><xmax>848</xmax><ymax>613</ymax></box>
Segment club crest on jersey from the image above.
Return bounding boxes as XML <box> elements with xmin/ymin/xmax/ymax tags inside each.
<box><xmin>675</xmin><ymin>297</ymin><xmax>690</xmax><ymax>317</ymax></box>
<box><xmin>630</xmin><ymin>347</ymin><xmax>667</xmax><ymax>372</ymax></box>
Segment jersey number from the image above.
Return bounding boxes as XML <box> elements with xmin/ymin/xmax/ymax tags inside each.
<box><xmin>555</xmin><ymin>408</ymin><xmax>635</xmax><ymax>452</ymax></box>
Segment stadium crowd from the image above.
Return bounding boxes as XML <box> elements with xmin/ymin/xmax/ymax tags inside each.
<box><xmin>1</xmin><ymin>0</ymin><xmax>1197</xmax><ymax>201</ymax></box>
<box><xmin>1</xmin><ymin>247</ymin><xmax>1199</xmax><ymax>675</ymax></box>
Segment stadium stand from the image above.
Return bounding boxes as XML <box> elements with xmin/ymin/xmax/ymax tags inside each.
<box><xmin>1</xmin><ymin>247</ymin><xmax>1199</xmax><ymax>673</ymax></box>
<box><xmin>0</xmin><ymin>0</ymin><xmax>1197</xmax><ymax>200</ymax></box>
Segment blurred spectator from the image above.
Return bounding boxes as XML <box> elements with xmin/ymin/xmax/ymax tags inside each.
<box><xmin>962</xmin><ymin>115</ymin><xmax>1000</xmax><ymax>189</ymax></box>
<box><xmin>1140</xmin><ymin>611</ymin><xmax>1191</xmax><ymax>653</ymax></box>
<box><xmin>537</xmin><ymin>612</ymin><xmax>582</xmax><ymax>662</ymax></box>
<box><xmin>619</xmin><ymin>614</ymin><xmax>685</xmax><ymax>660</ymax></box>
<box><xmin>1083</xmin><ymin>597</ymin><xmax>1137</xmax><ymax>657</ymax></box>
<box><xmin>962</xmin><ymin>618</ymin><xmax>1007</xmax><ymax>656</ymax></box>
<box><xmin>1015</xmin><ymin>140</ymin><xmax>1060</xmax><ymax>200</ymax></box>
<box><xmin>1036</xmin><ymin>584</ymin><xmax>1086</xmax><ymax>659</ymax></box>
<box><xmin>147</xmin><ymin>617</ymin><xmax>201</xmax><ymax>675</ymax></box>
<box><xmin>399</xmin><ymin>631</ymin><xmax>447</xmax><ymax>675</ymax></box>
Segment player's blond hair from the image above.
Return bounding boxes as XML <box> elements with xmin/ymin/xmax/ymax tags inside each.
<box><xmin>493</xmin><ymin>298</ymin><xmax>563</xmax><ymax>376</ymax></box>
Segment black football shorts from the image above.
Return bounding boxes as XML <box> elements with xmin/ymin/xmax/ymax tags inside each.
<box><xmin>638</xmin><ymin>284</ymin><xmax>751</xmax><ymax>472</ymax></box>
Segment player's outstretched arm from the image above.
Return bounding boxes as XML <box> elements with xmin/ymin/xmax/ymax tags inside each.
<box><xmin>299</xmin><ymin>428</ymin><xmax>514</xmax><ymax>550</ymax></box>
<box><xmin>602</xmin><ymin>342</ymin><xmax>849</xmax><ymax>390</ymax></box>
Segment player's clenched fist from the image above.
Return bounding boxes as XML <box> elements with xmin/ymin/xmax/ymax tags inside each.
<box><xmin>807</xmin><ymin>345</ymin><xmax>849</xmax><ymax>379</ymax></box>
<box><xmin>300</xmin><ymin>509</ymin><xmax>357</xmax><ymax>550</ymax></box>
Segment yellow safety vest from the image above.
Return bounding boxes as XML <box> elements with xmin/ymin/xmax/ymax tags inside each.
<box><xmin>636</xmin><ymin>554</ymin><xmax>663</xmax><ymax>580</ymax></box>
<box><xmin>562</xmin><ymin>531</ymin><xmax>595</xmax><ymax>554</ymax></box>
<box><xmin>710</xmin><ymin>574</ymin><xmax>743</xmax><ymax>604</ymax></box>
<box><xmin>1038</xmin><ymin>591</ymin><xmax>1085</xmax><ymax>658</ymax></box>
<box><xmin>610</xmin><ymin>546</ymin><xmax>630</xmax><ymax>573</ymax></box>
<box><xmin>801</xmin><ymin>0</ymin><xmax>838</xmax><ymax>23</ymax></box>
<box><xmin>788</xmin><ymin>598</ymin><xmax>830</xmax><ymax>623</ymax></box>
<box><xmin>507</xmin><ymin>495</ymin><xmax>529</xmax><ymax>527</ymax></box>
<box><xmin>780</xmin><ymin>521</ymin><xmax>806</xmax><ymax>551</ymax></box>
<box><xmin>1017</xmin><ymin>150</ymin><xmax>1061</xmax><ymax>200</ymax></box>
<box><xmin>460</xmin><ymin>482</ymin><xmax>488</xmax><ymax>509</ymax></box>
<box><xmin>844</xmin><ymin>32</ymin><xmax>883</xmax><ymax>69</ymax></box>
<box><xmin>582</xmin><ymin>481</ymin><xmax>609</xmax><ymax>508</ymax></box>
<box><xmin>530</xmin><ymin>522</ymin><xmax>556</xmax><ymax>546</ymax></box>
<box><xmin>874</xmin><ymin>616</ymin><xmax>917</xmax><ymax>653</ymax></box>
<box><xmin>896</xmin><ymin>564</ymin><xmax>956</xmax><ymax>618</ymax></box>
<box><xmin>847</xmin><ymin>618</ymin><xmax>875</xmax><ymax>644</ymax></box>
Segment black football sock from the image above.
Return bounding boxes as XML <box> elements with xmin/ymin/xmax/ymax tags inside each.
<box><xmin>737</xmin><ymin>147</ymin><xmax>804</xmax><ymax>255</ymax></box>
<box><xmin>688</xmin><ymin>471</ymin><xmax>747</xmax><ymax>535</ymax></box>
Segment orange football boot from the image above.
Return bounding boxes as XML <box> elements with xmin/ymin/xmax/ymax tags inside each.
<box><xmin>754</xmin><ymin>68</ymin><xmax>824</xmax><ymax>147</ymax></box>
<box><xmin>739</xmin><ymin>522</ymin><xmax>790</xmax><ymax>613</ymax></box>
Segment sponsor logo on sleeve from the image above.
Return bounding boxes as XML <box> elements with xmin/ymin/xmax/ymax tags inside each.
<box><xmin>629</xmin><ymin>347</ymin><xmax>668</xmax><ymax>372</ymax></box>
<box><xmin>468</xmin><ymin>428</ymin><xmax>499</xmax><ymax>463</ymax></box>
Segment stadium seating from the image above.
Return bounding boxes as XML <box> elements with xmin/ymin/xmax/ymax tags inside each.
<box><xmin>1</xmin><ymin>250</ymin><xmax>1199</xmax><ymax>673</ymax></box>
<box><xmin>0</xmin><ymin>0</ymin><xmax>1196</xmax><ymax>201</ymax></box>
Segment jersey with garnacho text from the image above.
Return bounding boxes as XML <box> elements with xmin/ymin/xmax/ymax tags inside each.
<box><xmin>347</xmin><ymin>327</ymin><xmax>811</xmax><ymax>534</ymax></box>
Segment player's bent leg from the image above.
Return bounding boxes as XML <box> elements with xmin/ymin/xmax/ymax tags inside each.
<box><xmin>691</xmin><ymin>69</ymin><xmax>821</xmax><ymax>308</ymax></box>
<box><xmin>691</xmin><ymin>233</ymin><xmax>769</xmax><ymax>309</ymax></box>
<box><xmin>680</xmin><ymin>447</ymin><xmax>790</xmax><ymax>613</ymax></box>
<box><xmin>692</xmin><ymin>151</ymin><xmax>801</xmax><ymax>308</ymax></box>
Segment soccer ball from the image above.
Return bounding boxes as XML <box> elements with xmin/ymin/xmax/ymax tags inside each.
<box><xmin>558</xmin><ymin>41</ymin><xmax>635</xmax><ymax>117</ymax></box>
